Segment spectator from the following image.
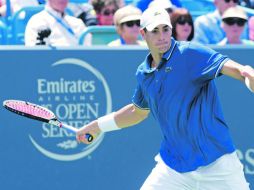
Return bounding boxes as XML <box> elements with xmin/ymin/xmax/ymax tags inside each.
<box><xmin>170</xmin><ymin>8</ymin><xmax>194</xmax><ymax>41</ymax></box>
<box><xmin>249</xmin><ymin>16</ymin><xmax>254</xmax><ymax>41</ymax></box>
<box><xmin>91</xmin><ymin>0</ymin><xmax>122</xmax><ymax>25</ymax></box>
<box><xmin>25</xmin><ymin>0</ymin><xmax>91</xmax><ymax>46</ymax></box>
<box><xmin>68</xmin><ymin>3</ymin><xmax>98</xmax><ymax>26</ymax></box>
<box><xmin>218</xmin><ymin>7</ymin><xmax>254</xmax><ymax>45</ymax></box>
<box><xmin>148</xmin><ymin>0</ymin><xmax>176</xmax><ymax>15</ymax></box>
<box><xmin>108</xmin><ymin>5</ymin><xmax>146</xmax><ymax>46</ymax></box>
<box><xmin>193</xmin><ymin>0</ymin><xmax>248</xmax><ymax>44</ymax></box>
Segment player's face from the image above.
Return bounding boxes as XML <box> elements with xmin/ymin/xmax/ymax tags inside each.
<box><xmin>142</xmin><ymin>24</ymin><xmax>172</xmax><ymax>54</ymax></box>
<box><xmin>49</xmin><ymin>0</ymin><xmax>69</xmax><ymax>13</ymax></box>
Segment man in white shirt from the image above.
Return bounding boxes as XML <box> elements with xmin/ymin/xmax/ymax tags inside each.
<box><xmin>25</xmin><ymin>0</ymin><xmax>91</xmax><ymax>46</ymax></box>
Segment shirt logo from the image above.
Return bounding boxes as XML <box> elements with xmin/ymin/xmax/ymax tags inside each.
<box><xmin>165</xmin><ymin>66</ymin><xmax>172</xmax><ymax>72</ymax></box>
<box><xmin>154</xmin><ymin>11</ymin><xmax>162</xmax><ymax>16</ymax></box>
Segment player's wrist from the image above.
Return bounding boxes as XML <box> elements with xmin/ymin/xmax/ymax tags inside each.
<box><xmin>97</xmin><ymin>112</ymin><xmax>121</xmax><ymax>132</ymax></box>
<box><xmin>245</xmin><ymin>77</ymin><xmax>254</xmax><ymax>93</ymax></box>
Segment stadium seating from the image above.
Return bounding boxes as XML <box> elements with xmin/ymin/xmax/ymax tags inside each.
<box><xmin>10</xmin><ymin>5</ymin><xmax>44</xmax><ymax>44</ymax></box>
<box><xmin>0</xmin><ymin>21</ymin><xmax>8</xmax><ymax>45</ymax></box>
<box><xmin>9</xmin><ymin>5</ymin><xmax>74</xmax><ymax>45</ymax></box>
<box><xmin>79</xmin><ymin>26</ymin><xmax>118</xmax><ymax>45</ymax></box>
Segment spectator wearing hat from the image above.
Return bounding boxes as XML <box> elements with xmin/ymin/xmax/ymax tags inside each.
<box><xmin>249</xmin><ymin>16</ymin><xmax>254</xmax><ymax>41</ymax></box>
<box><xmin>108</xmin><ymin>5</ymin><xmax>146</xmax><ymax>46</ymax></box>
<box><xmin>170</xmin><ymin>8</ymin><xmax>194</xmax><ymax>41</ymax></box>
<box><xmin>194</xmin><ymin>0</ymin><xmax>248</xmax><ymax>44</ymax></box>
<box><xmin>218</xmin><ymin>6</ymin><xmax>254</xmax><ymax>45</ymax></box>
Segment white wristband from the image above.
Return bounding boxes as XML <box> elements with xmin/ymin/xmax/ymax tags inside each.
<box><xmin>245</xmin><ymin>77</ymin><xmax>254</xmax><ymax>93</ymax></box>
<box><xmin>97</xmin><ymin>112</ymin><xmax>120</xmax><ymax>132</ymax></box>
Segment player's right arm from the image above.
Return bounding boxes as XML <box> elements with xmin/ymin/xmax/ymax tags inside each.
<box><xmin>76</xmin><ymin>103</ymin><xmax>150</xmax><ymax>144</ymax></box>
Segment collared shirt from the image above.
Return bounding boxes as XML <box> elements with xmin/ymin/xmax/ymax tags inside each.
<box><xmin>193</xmin><ymin>10</ymin><xmax>248</xmax><ymax>45</ymax></box>
<box><xmin>107</xmin><ymin>37</ymin><xmax>147</xmax><ymax>46</ymax></box>
<box><xmin>132</xmin><ymin>38</ymin><xmax>235</xmax><ymax>172</ymax></box>
<box><xmin>25</xmin><ymin>5</ymin><xmax>91</xmax><ymax>46</ymax></box>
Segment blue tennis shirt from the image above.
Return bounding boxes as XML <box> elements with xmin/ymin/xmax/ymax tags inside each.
<box><xmin>132</xmin><ymin>38</ymin><xmax>235</xmax><ymax>172</ymax></box>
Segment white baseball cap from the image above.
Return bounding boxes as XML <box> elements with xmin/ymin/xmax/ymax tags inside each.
<box><xmin>148</xmin><ymin>0</ymin><xmax>174</xmax><ymax>10</ymax></box>
<box><xmin>140</xmin><ymin>7</ymin><xmax>172</xmax><ymax>31</ymax></box>
<box><xmin>222</xmin><ymin>6</ymin><xmax>248</xmax><ymax>20</ymax></box>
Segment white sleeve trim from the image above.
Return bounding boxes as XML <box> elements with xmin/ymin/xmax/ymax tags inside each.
<box><xmin>215</xmin><ymin>58</ymin><xmax>229</xmax><ymax>78</ymax></box>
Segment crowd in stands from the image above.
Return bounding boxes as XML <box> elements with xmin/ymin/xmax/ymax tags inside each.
<box><xmin>25</xmin><ymin>0</ymin><xmax>91</xmax><ymax>46</ymax></box>
<box><xmin>0</xmin><ymin>0</ymin><xmax>253</xmax><ymax>46</ymax></box>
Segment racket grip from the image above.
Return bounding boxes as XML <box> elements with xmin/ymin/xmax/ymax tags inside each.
<box><xmin>86</xmin><ymin>133</ymin><xmax>93</xmax><ymax>142</ymax></box>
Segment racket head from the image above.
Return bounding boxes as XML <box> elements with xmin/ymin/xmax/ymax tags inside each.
<box><xmin>3</xmin><ymin>100</ymin><xmax>56</xmax><ymax>123</ymax></box>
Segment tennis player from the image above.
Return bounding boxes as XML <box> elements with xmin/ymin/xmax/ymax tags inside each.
<box><xmin>76</xmin><ymin>7</ymin><xmax>254</xmax><ymax>190</ymax></box>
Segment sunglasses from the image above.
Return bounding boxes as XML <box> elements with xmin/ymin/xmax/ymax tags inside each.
<box><xmin>177</xmin><ymin>17</ymin><xmax>192</xmax><ymax>25</ymax></box>
<box><xmin>122</xmin><ymin>20</ymin><xmax>140</xmax><ymax>27</ymax></box>
<box><xmin>102</xmin><ymin>9</ymin><xmax>116</xmax><ymax>16</ymax></box>
<box><xmin>223</xmin><ymin>18</ymin><xmax>246</xmax><ymax>26</ymax></box>
<box><xmin>224</xmin><ymin>0</ymin><xmax>238</xmax><ymax>3</ymax></box>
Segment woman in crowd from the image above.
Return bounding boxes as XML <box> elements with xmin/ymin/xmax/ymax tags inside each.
<box><xmin>170</xmin><ymin>8</ymin><xmax>194</xmax><ymax>41</ymax></box>
<box><xmin>91</xmin><ymin>0</ymin><xmax>123</xmax><ymax>25</ymax></box>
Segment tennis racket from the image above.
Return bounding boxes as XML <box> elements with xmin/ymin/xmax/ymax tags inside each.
<box><xmin>3</xmin><ymin>99</ymin><xmax>93</xmax><ymax>142</ymax></box>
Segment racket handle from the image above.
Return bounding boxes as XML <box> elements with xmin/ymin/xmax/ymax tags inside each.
<box><xmin>86</xmin><ymin>133</ymin><xmax>93</xmax><ymax>142</ymax></box>
<box><xmin>59</xmin><ymin>123</ymin><xmax>93</xmax><ymax>142</ymax></box>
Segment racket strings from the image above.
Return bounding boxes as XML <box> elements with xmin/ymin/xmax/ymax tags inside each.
<box><xmin>6</xmin><ymin>101</ymin><xmax>54</xmax><ymax>119</ymax></box>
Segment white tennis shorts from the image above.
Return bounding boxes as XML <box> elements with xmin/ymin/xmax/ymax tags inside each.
<box><xmin>140</xmin><ymin>152</ymin><xmax>250</xmax><ymax>190</ymax></box>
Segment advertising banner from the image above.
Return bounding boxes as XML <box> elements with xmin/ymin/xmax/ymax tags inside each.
<box><xmin>0</xmin><ymin>47</ymin><xmax>253</xmax><ymax>190</ymax></box>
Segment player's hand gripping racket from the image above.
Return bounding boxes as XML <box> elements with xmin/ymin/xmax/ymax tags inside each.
<box><xmin>3</xmin><ymin>100</ymin><xmax>93</xmax><ymax>142</ymax></box>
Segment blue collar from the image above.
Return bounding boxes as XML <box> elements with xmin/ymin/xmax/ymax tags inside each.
<box><xmin>45</xmin><ymin>6</ymin><xmax>75</xmax><ymax>37</ymax></box>
<box><xmin>143</xmin><ymin>38</ymin><xmax>177</xmax><ymax>74</ymax></box>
